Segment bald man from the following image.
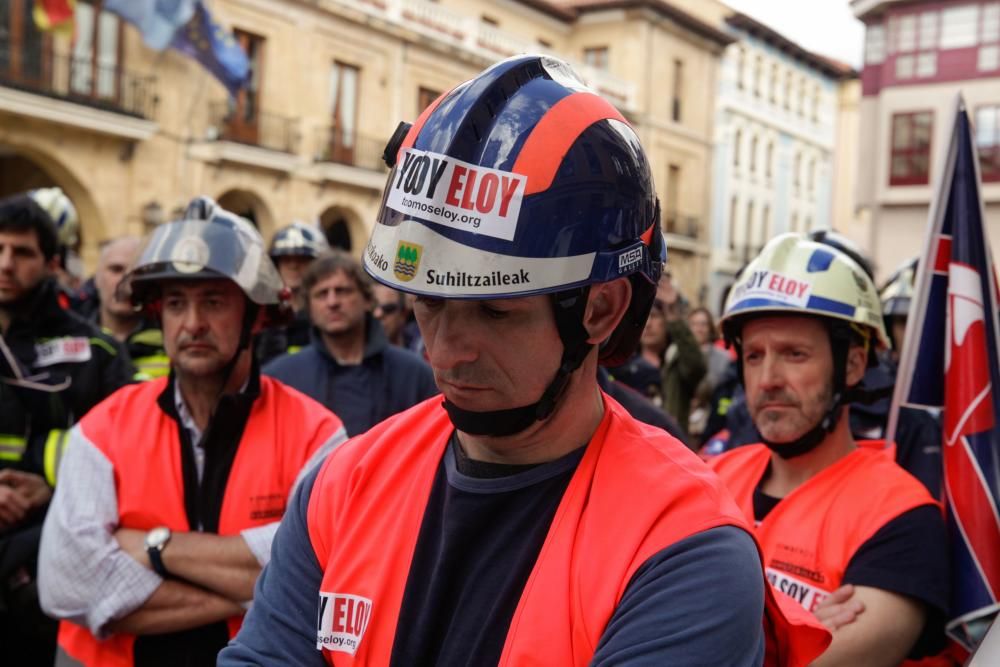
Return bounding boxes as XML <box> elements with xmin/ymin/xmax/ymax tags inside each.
<box><xmin>93</xmin><ymin>236</ymin><xmax>168</xmax><ymax>380</ymax></box>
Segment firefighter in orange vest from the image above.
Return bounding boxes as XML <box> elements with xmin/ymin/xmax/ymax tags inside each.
<box><xmin>709</xmin><ymin>233</ymin><xmax>949</xmax><ymax>666</ymax></box>
<box><xmin>221</xmin><ymin>55</ymin><xmax>829</xmax><ymax>666</ymax></box>
<box><xmin>37</xmin><ymin>197</ymin><xmax>347</xmax><ymax>667</ymax></box>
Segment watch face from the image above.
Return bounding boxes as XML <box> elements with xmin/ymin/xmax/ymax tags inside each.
<box><xmin>146</xmin><ymin>527</ymin><xmax>170</xmax><ymax>549</ymax></box>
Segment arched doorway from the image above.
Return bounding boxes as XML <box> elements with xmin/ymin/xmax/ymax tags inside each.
<box><xmin>318</xmin><ymin>205</ymin><xmax>364</xmax><ymax>253</ymax></box>
<box><xmin>217</xmin><ymin>188</ymin><xmax>274</xmax><ymax>237</ymax></box>
<box><xmin>0</xmin><ymin>143</ymin><xmax>102</xmax><ymax>280</ymax></box>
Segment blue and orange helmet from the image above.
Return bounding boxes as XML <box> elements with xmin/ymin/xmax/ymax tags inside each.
<box><xmin>363</xmin><ymin>54</ymin><xmax>665</xmax><ymax>365</ymax></box>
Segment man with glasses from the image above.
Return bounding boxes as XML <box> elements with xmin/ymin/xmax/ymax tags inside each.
<box><xmin>264</xmin><ymin>251</ymin><xmax>437</xmax><ymax>437</ymax></box>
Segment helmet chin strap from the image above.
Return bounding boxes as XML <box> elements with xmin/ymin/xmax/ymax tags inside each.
<box><xmin>760</xmin><ymin>395</ymin><xmax>844</xmax><ymax>459</ymax></box>
<box><xmin>442</xmin><ymin>288</ymin><xmax>592</xmax><ymax>438</ymax></box>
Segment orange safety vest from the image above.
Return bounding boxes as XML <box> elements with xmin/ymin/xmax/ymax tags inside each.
<box><xmin>58</xmin><ymin>376</ymin><xmax>343</xmax><ymax>667</ymax></box>
<box><xmin>709</xmin><ymin>442</ymin><xmax>938</xmax><ymax>612</ymax></box>
<box><xmin>306</xmin><ymin>395</ymin><xmax>830</xmax><ymax>666</ymax></box>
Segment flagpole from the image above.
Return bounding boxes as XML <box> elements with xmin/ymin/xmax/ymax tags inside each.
<box><xmin>885</xmin><ymin>93</ymin><xmax>963</xmax><ymax>445</ymax></box>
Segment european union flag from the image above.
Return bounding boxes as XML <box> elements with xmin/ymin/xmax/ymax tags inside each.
<box><xmin>169</xmin><ymin>1</ymin><xmax>249</xmax><ymax>96</ymax></box>
<box><xmin>889</xmin><ymin>97</ymin><xmax>1000</xmax><ymax>654</ymax></box>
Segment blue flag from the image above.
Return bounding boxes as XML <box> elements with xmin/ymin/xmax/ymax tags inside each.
<box><xmin>168</xmin><ymin>2</ymin><xmax>249</xmax><ymax>96</ymax></box>
<box><xmin>103</xmin><ymin>0</ymin><xmax>195</xmax><ymax>51</ymax></box>
<box><xmin>889</xmin><ymin>98</ymin><xmax>1000</xmax><ymax>653</ymax></box>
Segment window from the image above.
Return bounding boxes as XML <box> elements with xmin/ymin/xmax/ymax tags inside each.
<box><xmin>765</xmin><ymin>141</ymin><xmax>774</xmax><ymax>178</ymax></box>
<box><xmin>728</xmin><ymin>196</ymin><xmax>739</xmax><ymax>250</ymax></box>
<box><xmin>769</xmin><ymin>63</ymin><xmax>778</xmax><ymax>104</ymax></box>
<box><xmin>784</xmin><ymin>70</ymin><xmax>793</xmax><ymax>110</ymax></box>
<box><xmin>808</xmin><ymin>158</ymin><xmax>816</xmax><ymax>192</ymax></box>
<box><xmin>890</xmin><ymin>111</ymin><xmax>933</xmax><ymax>186</ymax></box>
<box><xmin>672</xmin><ymin>59</ymin><xmax>683</xmax><ymax>122</ymax></box>
<box><xmin>865</xmin><ymin>24</ymin><xmax>886</xmax><ymax>64</ymax></box>
<box><xmin>980</xmin><ymin>4</ymin><xmax>1000</xmax><ymax>72</ymax></box>
<box><xmin>666</xmin><ymin>164</ymin><xmax>681</xmax><ymax>231</ymax></box>
<box><xmin>745</xmin><ymin>201</ymin><xmax>755</xmax><ymax>257</ymax></box>
<box><xmin>733</xmin><ymin>129</ymin><xmax>742</xmax><ymax>167</ymax></box>
<box><xmin>940</xmin><ymin>5</ymin><xmax>978</xmax><ymax>49</ymax></box>
<box><xmin>893</xmin><ymin>11</ymin><xmax>938</xmax><ymax>79</ymax></box>
<box><xmin>793</xmin><ymin>151</ymin><xmax>802</xmax><ymax>189</ymax></box>
<box><xmin>897</xmin><ymin>14</ymin><xmax>917</xmax><ymax>52</ymax></box>
<box><xmin>760</xmin><ymin>205</ymin><xmax>771</xmax><ymax>252</ymax></box>
<box><xmin>790</xmin><ymin>212</ymin><xmax>799</xmax><ymax>233</ymax></box>
<box><xmin>797</xmin><ymin>76</ymin><xmax>806</xmax><ymax>116</ymax></box>
<box><xmin>418</xmin><ymin>86</ymin><xmax>440</xmax><ymax>115</ymax></box>
<box><xmin>329</xmin><ymin>60</ymin><xmax>359</xmax><ymax>163</ymax></box>
<box><xmin>753</xmin><ymin>55</ymin><xmax>763</xmax><ymax>98</ymax></box>
<box><xmin>225</xmin><ymin>30</ymin><xmax>265</xmax><ymax>144</ymax></box>
<box><xmin>804</xmin><ymin>215</ymin><xmax>812</xmax><ymax>232</ymax></box>
<box><xmin>975</xmin><ymin>105</ymin><xmax>1000</xmax><ymax>182</ymax></box>
<box><xmin>71</xmin><ymin>1</ymin><xmax>123</xmax><ymax>100</ymax></box>
<box><xmin>811</xmin><ymin>85</ymin><xmax>820</xmax><ymax>122</ymax></box>
<box><xmin>0</xmin><ymin>0</ymin><xmax>49</xmax><ymax>85</ymax></box>
<box><xmin>736</xmin><ymin>47</ymin><xmax>745</xmax><ymax>90</ymax></box>
<box><xmin>583</xmin><ymin>46</ymin><xmax>608</xmax><ymax>70</ymax></box>
<box><xmin>749</xmin><ymin>135</ymin><xmax>758</xmax><ymax>174</ymax></box>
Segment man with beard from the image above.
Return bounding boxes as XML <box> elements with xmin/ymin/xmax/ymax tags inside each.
<box><xmin>92</xmin><ymin>236</ymin><xmax>169</xmax><ymax>379</ymax></box>
<box><xmin>264</xmin><ymin>251</ymin><xmax>437</xmax><ymax>437</ymax></box>
<box><xmin>0</xmin><ymin>191</ymin><xmax>132</xmax><ymax>664</ymax></box>
<box><xmin>709</xmin><ymin>233</ymin><xmax>948</xmax><ymax>666</ymax></box>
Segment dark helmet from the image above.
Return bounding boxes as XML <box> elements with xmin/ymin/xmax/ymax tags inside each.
<box><xmin>123</xmin><ymin>196</ymin><xmax>284</xmax><ymax>308</ymax></box>
<box><xmin>364</xmin><ymin>54</ymin><xmax>664</xmax><ymax>365</ymax></box>
<box><xmin>362</xmin><ymin>54</ymin><xmax>665</xmax><ymax>436</ymax></box>
<box><xmin>880</xmin><ymin>257</ymin><xmax>918</xmax><ymax>318</ymax></box>
<box><xmin>269</xmin><ymin>221</ymin><xmax>329</xmax><ymax>260</ymax></box>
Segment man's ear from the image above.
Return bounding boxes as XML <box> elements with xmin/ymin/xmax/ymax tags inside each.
<box><xmin>845</xmin><ymin>343</ymin><xmax>867</xmax><ymax>387</ymax></box>
<box><xmin>583</xmin><ymin>278</ymin><xmax>631</xmax><ymax>344</ymax></box>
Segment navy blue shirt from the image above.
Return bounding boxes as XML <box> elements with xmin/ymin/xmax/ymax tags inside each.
<box><xmin>264</xmin><ymin>316</ymin><xmax>438</xmax><ymax>437</ymax></box>
<box><xmin>221</xmin><ymin>438</ymin><xmax>767</xmax><ymax>665</ymax></box>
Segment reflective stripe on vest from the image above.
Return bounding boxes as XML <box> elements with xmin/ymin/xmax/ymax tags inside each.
<box><xmin>132</xmin><ymin>354</ymin><xmax>171</xmax><ymax>380</ymax></box>
<box><xmin>0</xmin><ymin>434</ymin><xmax>27</xmax><ymax>462</ymax></box>
<box><xmin>57</xmin><ymin>376</ymin><xmax>344</xmax><ymax>667</ymax></box>
<box><xmin>709</xmin><ymin>442</ymin><xmax>938</xmax><ymax>612</ymax></box>
<box><xmin>306</xmin><ymin>397</ymin><xmax>830</xmax><ymax>666</ymax></box>
<box><xmin>44</xmin><ymin>429</ymin><xmax>70</xmax><ymax>486</ymax></box>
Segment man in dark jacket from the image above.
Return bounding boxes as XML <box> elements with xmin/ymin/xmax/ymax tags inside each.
<box><xmin>0</xmin><ymin>192</ymin><xmax>132</xmax><ymax>665</ymax></box>
<box><xmin>264</xmin><ymin>251</ymin><xmax>438</xmax><ymax>437</ymax></box>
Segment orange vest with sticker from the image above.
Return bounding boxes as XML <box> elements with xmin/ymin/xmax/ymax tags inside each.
<box><xmin>58</xmin><ymin>376</ymin><xmax>343</xmax><ymax>667</ymax></box>
<box><xmin>306</xmin><ymin>396</ymin><xmax>831</xmax><ymax>666</ymax></box>
<box><xmin>709</xmin><ymin>442</ymin><xmax>938</xmax><ymax>613</ymax></box>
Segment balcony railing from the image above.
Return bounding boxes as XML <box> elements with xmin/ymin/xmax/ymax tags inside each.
<box><xmin>663</xmin><ymin>211</ymin><xmax>700</xmax><ymax>239</ymax></box>
<box><xmin>0</xmin><ymin>40</ymin><xmax>156</xmax><ymax>119</ymax></box>
<box><xmin>340</xmin><ymin>0</ymin><xmax>638</xmax><ymax>112</ymax></box>
<box><xmin>208</xmin><ymin>101</ymin><xmax>299</xmax><ymax>154</ymax></box>
<box><xmin>313</xmin><ymin>127</ymin><xmax>388</xmax><ymax>172</ymax></box>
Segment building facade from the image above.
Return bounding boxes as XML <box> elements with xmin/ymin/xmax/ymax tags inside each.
<box><xmin>707</xmin><ymin>12</ymin><xmax>854</xmax><ymax>313</ymax></box>
<box><xmin>0</xmin><ymin>0</ymin><xmax>732</xmax><ymax>302</ymax></box>
<box><xmin>853</xmin><ymin>0</ymin><xmax>1000</xmax><ymax>281</ymax></box>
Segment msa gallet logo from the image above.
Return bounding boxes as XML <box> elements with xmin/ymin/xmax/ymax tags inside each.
<box><xmin>618</xmin><ymin>246</ymin><xmax>643</xmax><ymax>273</ymax></box>
<box><xmin>317</xmin><ymin>593</ymin><xmax>373</xmax><ymax>655</ymax></box>
<box><xmin>394</xmin><ymin>241</ymin><xmax>423</xmax><ymax>282</ymax></box>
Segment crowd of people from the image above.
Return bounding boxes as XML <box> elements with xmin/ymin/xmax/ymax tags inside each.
<box><xmin>0</xmin><ymin>53</ymin><xmax>976</xmax><ymax>666</ymax></box>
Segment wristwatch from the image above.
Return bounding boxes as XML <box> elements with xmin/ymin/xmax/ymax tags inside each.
<box><xmin>145</xmin><ymin>526</ymin><xmax>172</xmax><ymax>577</ymax></box>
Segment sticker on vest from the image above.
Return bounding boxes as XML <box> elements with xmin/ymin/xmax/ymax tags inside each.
<box><xmin>765</xmin><ymin>567</ymin><xmax>830</xmax><ymax>613</ymax></box>
<box><xmin>34</xmin><ymin>337</ymin><xmax>92</xmax><ymax>367</ymax></box>
<box><xmin>317</xmin><ymin>592</ymin><xmax>373</xmax><ymax>655</ymax></box>
<box><xmin>249</xmin><ymin>493</ymin><xmax>285</xmax><ymax>520</ymax></box>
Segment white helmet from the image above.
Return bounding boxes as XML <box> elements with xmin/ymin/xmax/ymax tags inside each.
<box><xmin>29</xmin><ymin>187</ymin><xmax>78</xmax><ymax>247</ymax></box>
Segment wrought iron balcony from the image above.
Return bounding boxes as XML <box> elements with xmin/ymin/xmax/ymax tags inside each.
<box><xmin>208</xmin><ymin>101</ymin><xmax>299</xmax><ymax>154</ymax></box>
<box><xmin>0</xmin><ymin>40</ymin><xmax>156</xmax><ymax>119</ymax></box>
<box><xmin>313</xmin><ymin>127</ymin><xmax>388</xmax><ymax>173</ymax></box>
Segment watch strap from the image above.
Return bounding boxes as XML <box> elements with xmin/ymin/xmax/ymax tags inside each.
<box><xmin>147</xmin><ymin>543</ymin><xmax>169</xmax><ymax>578</ymax></box>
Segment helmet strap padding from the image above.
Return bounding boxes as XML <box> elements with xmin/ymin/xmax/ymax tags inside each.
<box><xmin>442</xmin><ymin>287</ymin><xmax>594</xmax><ymax>438</ymax></box>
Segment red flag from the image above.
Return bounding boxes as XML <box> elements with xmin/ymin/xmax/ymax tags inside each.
<box><xmin>33</xmin><ymin>0</ymin><xmax>76</xmax><ymax>33</ymax></box>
